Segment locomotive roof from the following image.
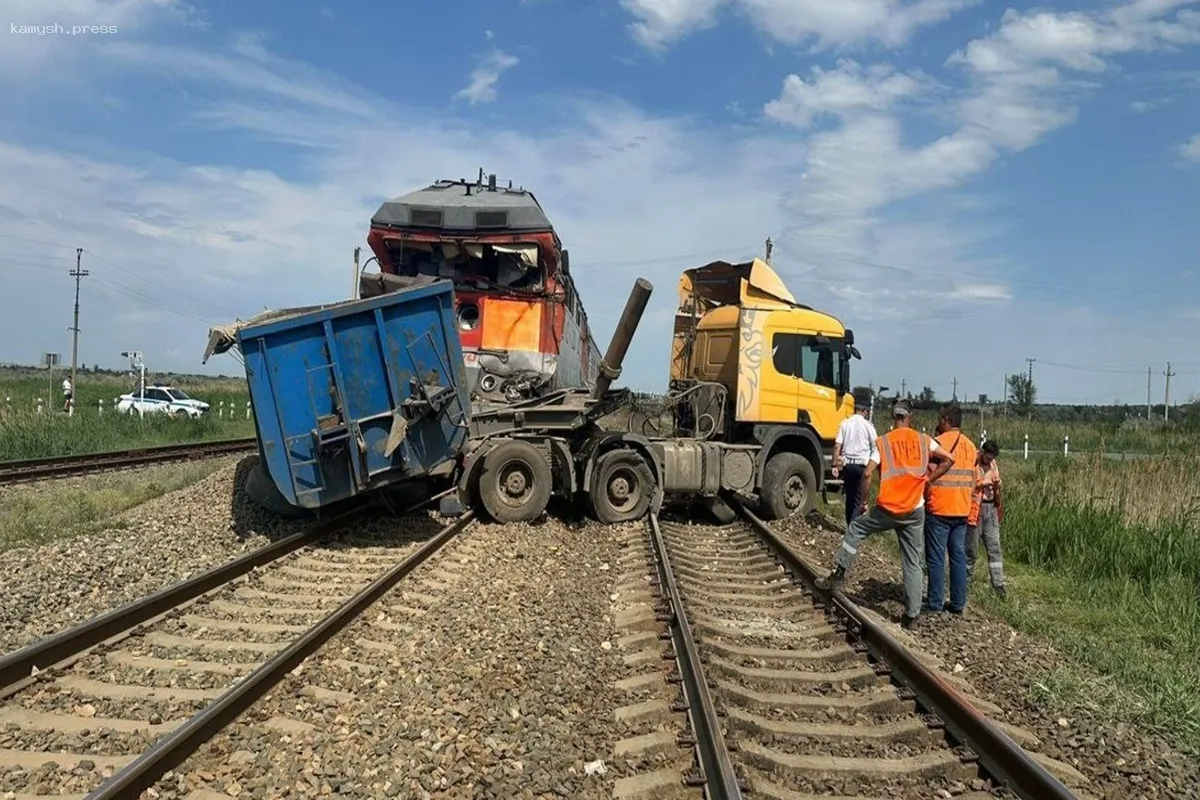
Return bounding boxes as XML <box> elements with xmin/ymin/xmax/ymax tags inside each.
<box><xmin>371</xmin><ymin>176</ymin><xmax>555</xmax><ymax>235</ymax></box>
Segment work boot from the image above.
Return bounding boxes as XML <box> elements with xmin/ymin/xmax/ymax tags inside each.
<box><xmin>815</xmin><ymin>565</ymin><xmax>846</xmax><ymax>591</ymax></box>
<box><xmin>994</xmin><ymin>585</ymin><xmax>1007</xmax><ymax>600</ymax></box>
<box><xmin>900</xmin><ymin>613</ymin><xmax>919</xmax><ymax>630</ymax></box>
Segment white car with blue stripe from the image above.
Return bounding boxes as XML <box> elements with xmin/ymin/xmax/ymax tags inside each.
<box><xmin>116</xmin><ymin>385</ymin><xmax>211</xmax><ymax>418</ymax></box>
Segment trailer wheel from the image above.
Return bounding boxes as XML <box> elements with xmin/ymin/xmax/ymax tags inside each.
<box><xmin>245</xmin><ymin>462</ymin><xmax>311</xmax><ymax>520</ymax></box>
<box><xmin>590</xmin><ymin>450</ymin><xmax>653</xmax><ymax>524</ymax></box>
<box><xmin>759</xmin><ymin>452</ymin><xmax>816</xmax><ymax>520</ymax></box>
<box><xmin>478</xmin><ymin>440</ymin><xmax>552</xmax><ymax>523</ymax></box>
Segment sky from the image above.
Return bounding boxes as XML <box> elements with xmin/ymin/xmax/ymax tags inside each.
<box><xmin>1</xmin><ymin>0</ymin><xmax>1199</xmax><ymax>407</ymax></box>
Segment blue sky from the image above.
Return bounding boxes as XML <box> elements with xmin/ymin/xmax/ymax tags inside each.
<box><xmin>1</xmin><ymin>0</ymin><xmax>1199</xmax><ymax>406</ymax></box>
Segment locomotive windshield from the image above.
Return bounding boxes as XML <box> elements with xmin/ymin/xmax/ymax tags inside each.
<box><xmin>386</xmin><ymin>240</ymin><xmax>544</xmax><ymax>292</ymax></box>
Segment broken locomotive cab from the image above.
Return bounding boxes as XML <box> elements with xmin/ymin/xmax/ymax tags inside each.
<box><xmin>367</xmin><ymin>170</ymin><xmax>602</xmax><ymax>406</ymax></box>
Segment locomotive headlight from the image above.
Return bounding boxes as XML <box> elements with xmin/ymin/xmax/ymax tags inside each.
<box><xmin>457</xmin><ymin>302</ymin><xmax>480</xmax><ymax>331</ymax></box>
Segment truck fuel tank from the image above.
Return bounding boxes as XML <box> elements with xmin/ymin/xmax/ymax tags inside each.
<box><xmin>651</xmin><ymin>439</ymin><xmax>722</xmax><ymax>495</ymax></box>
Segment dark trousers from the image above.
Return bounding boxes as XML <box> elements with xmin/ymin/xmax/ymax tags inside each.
<box><xmin>840</xmin><ymin>463</ymin><xmax>866</xmax><ymax>526</ymax></box>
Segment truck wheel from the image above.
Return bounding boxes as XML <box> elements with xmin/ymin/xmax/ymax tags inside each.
<box><xmin>759</xmin><ymin>452</ymin><xmax>817</xmax><ymax>520</ymax></box>
<box><xmin>245</xmin><ymin>462</ymin><xmax>311</xmax><ymax>519</ymax></box>
<box><xmin>478</xmin><ymin>440</ymin><xmax>552</xmax><ymax>523</ymax></box>
<box><xmin>590</xmin><ymin>450</ymin><xmax>653</xmax><ymax>523</ymax></box>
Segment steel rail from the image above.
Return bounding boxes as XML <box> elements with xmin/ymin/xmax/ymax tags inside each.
<box><xmin>83</xmin><ymin>511</ymin><xmax>476</xmax><ymax>800</ymax></box>
<box><xmin>647</xmin><ymin>513</ymin><xmax>744</xmax><ymax>799</ymax></box>
<box><xmin>0</xmin><ymin>437</ymin><xmax>258</xmax><ymax>485</ymax></box>
<box><xmin>732</xmin><ymin>499</ymin><xmax>1078</xmax><ymax>800</ymax></box>
<box><xmin>0</xmin><ymin>503</ymin><xmax>368</xmax><ymax>694</ymax></box>
<box><xmin>0</xmin><ymin>486</ymin><xmax>455</xmax><ymax>694</ymax></box>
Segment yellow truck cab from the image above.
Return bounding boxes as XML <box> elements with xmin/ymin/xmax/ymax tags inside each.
<box><xmin>669</xmin><ymin>257</ymin><xmax>860</xmax><ymax>517</ymax></box>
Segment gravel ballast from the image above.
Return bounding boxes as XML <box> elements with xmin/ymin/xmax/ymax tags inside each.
<box><xmin>774</xmin><ymin>510</ymin><xmax>1200</xmax><ymax>799</ymax></box>
<box><xmin>0</xmin><ymin>456</ymin><xmax>308</xmax><ymax>654</ymax></box>
<box><xmin>143</xmin><ymin>510</ymin><xmax>632</xmax><ymax>799</ymax></box>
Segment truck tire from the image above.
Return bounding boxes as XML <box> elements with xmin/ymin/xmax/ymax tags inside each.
<box><xmin>589</xmin><ymin>449</ymin><xmax>653</xmax><ymax>524</ymax></box>
<box><xmin>478</xmin><ymin>440</ymin><xmax>552</xmax><ymax>523</ymax></box>
<box><xmin>245</xmin><ymin>461</ymin><xmax>311</xmax><ymax>519</ymax></box>
<box><xmin>759</xmin><ymin>452</ymin><xmax>817</xmax><ymax>520</ymax></box>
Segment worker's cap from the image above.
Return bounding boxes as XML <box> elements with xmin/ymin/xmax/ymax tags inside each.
<box><xmin>851</xmin><ymin>388</ymin><xmax>872</xmax><ymax>407</ymax></box>
<box><xmin>891</xmin><ymin>401</ymin><xmax>912</xmax><ymax>418</ymax></box>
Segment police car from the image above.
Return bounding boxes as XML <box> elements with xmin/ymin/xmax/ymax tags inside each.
<box><xmin>116</xmin><ymin>384</ymin><xmax>211</xmax><ymax>418</ymax></box>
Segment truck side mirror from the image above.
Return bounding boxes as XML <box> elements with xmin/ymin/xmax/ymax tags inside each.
<box><xmin>561</xmin><ymin>249</ymin><xmax>570</xmax><ymax>275</ymax></box>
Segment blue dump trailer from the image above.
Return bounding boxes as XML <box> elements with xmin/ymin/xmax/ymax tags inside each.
<box><xmin>203</xmin><ymin>279</ymin><xmax>470</xmax><ymax>514</ymax></box>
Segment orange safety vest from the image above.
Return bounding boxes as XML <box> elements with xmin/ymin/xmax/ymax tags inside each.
<box><xmin>875</xmin><ymin>427</ymin><xmax>930</xmax><ymax>515</ymax></box>
<box><xmin>927</xmin><ymin>430</ymin><xmax>977</xmax><ymax>518</ymax></box>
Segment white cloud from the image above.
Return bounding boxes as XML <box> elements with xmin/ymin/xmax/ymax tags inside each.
<box><xmin>760</xmin><ymin>0</ymin><xmax>1200</xmax><ymax>323</ymax></box>
<box><xmin>621</xmin><ymin>0</ymin><xmax>977</xmax><ymax>51</ymax></box>
<box><xmin>1</xmin><ymin>0</ymin><xmax>198</xmax><ymax>71</ymax></box>
<box><xmin>1180</xmin><ymin>133</ymin><xmax>1200</xmax><ymax>163</ymax></box>
<box><xmin>1</xmin><ymin>5</ymin><xmax>1198</xmax><ymax>401</ymax></box>
<box><xmin>453</xmin><ymin>49</ymin><xmax>519</xmax><ymax>105</ymax></box>
<box><xmin>763</xmin><ymin>60</ymin><xmax>925</xmax><ymax>129</ymax></box>
<box><xmin>0</xmin><ymin>41</ymin><xmax>793</xmax><ymax>387</ymax></box>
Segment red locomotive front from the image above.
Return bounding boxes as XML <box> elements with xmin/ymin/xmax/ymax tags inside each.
<box><xmin>366</xmin><ymin>172</ymin><xmax>600</xmax><ymax>404</ymax></box>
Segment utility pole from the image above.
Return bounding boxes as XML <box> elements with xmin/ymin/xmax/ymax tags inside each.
<box><xmin>68</xmin><ymin>248</ymin><xmax>88</xmax><ymax>416</ymax></box>
<box><xmin>764</xmin><ymin>237</ymin><xmax>773</xmax><ymax>265</ymax></box>
<box><xmin>951</xmin><ymin>376</ymin><xmax>958</xmax><ymax>402</ymax></box>
<box><xmin>352</xmin><ymin>246</ymin><xmax>361</xmax><ymax>300</ymax></box>
<box><xmin>1026</xmin><ymin>358</ymin><xmax>1035</xmax><ymax>384</ymax></box>
<box><xmin>1002</xmin><ymin>373</ymin><xmax>1008</xmax><ymax>417</ymax></box>
<box><xmin>1164</xmin><ymin>362</ymin><xmax>1175</xmax><ymax>422</ymax></box>
<box><xmin>1146</xmin><ymin>366</ymin><xmax>1152</xmax><ymax>421</ymax></box>
<box><xmin>900</xmin><ymin>379</ymin><xmax>906</xmax><ymax>399</ymax></box>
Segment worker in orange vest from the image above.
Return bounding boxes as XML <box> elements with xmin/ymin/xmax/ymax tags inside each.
<box><xmin>924</xmin><ymin>403</ymin><xmax>977</xmax><ymax>616</ymax></box>
<box><xmin>816</xmin><ymin>400</ymin><xmax>955</xmax><ymax>629</ymax></box>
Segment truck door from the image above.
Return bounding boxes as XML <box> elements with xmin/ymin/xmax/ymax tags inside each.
<box><xmin>764</xmin><ymin>325</ymin><xmax>803</xmax><ymax>424</ymax></box>
<box><xmin>796</xmin><ymin>336</ymin><xmax>843</xmax><ymax>440</ymax></box>
<box><xmin>766</xmin><ymin>324</ymin><xmax>843</xmax><ymax>433</ymax></box>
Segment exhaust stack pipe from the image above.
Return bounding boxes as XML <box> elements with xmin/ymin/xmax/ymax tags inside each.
<box><xmin>592</xmin><ymin>277</ymin><xmax>653</xmax><ymax>400</ymax></box>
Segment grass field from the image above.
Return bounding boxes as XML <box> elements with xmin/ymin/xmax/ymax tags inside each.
<box><xmin>991</xmin><ymin>452</ymin><xmax>1200</xmax><ymax>754</ymax></box>
<box><xmin>821</xmin><ymin>444</ymin><xmax>1200</xmax><ymax>755</ymax></box>
<box><xmin>906</xmin><ymin>409</ymin><xmax>1192</xmax><ymax>455</ymax></box>
<box><xmin>0</xmin><ymin>369</ymin><xmax>254</xmax><ymax>461</ymax></box>
<box><xmin>0</xmin><ymin>460</ymin><xmax>229</xmax><ymax>551</ymax></box>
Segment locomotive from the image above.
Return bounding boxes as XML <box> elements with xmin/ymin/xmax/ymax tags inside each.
<box><xmin>365</xmin><ymin>170</ymin><xmax>602</xmax><ymax>404</ymax></box>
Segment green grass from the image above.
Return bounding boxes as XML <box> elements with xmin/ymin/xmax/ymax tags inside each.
<box><xmin>993</xmin><ymin>455</ymin><xmax>1200</xmax><ymax>752</ymax></box>
<box><xmin>818</xmin><ymin>451</ymin><xmax>1200</xmax><ymax>754</ymax></box>
<box><xmin>0</xmin><ymin>370</ymin><xmax>254</xmax><ymax>461</ymax></box>
<box><xmin>907</xmin><ymin>409</ymin><xmax>1192</xmax><ymax>455</ymax></box>
<box><xmin>0</xmin><ymin>460</ymin><xmax>229</xmax><ymax>550</ymax></box>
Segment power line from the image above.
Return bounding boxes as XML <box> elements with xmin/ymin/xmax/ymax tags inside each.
<box><xmin>80</xmin><ymin>249</ymin><xmax>242</xmax><ymax>319</ymax></box>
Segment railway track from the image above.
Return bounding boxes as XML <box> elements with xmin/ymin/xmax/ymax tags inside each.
<box><xmin>610</xmin><ymin>502</ymin><xmax>1096</xmax><ymax>800</ymax></box>
<box><xmin>0</xmin><ymin>501</ymin><xmax>472</xmax><ymax>799</ymax></box>
<box><xmin>0</xmin><ymin>438</ymin><xmax>258</xmax><ymax>487</ymax></box>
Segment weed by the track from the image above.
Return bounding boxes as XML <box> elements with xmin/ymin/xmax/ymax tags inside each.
<box><xmin>0</xmin><ymin>460</ymin><xmax>226</xmax><ymax>550</ymax></box>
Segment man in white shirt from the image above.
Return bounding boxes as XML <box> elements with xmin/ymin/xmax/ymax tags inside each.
<box><xmin>832</xmin><ymin>388</ymin><xmax>877</xmax><ymax>526</ymax></box>
<box><xmin>61</xmin><ymin>377</ymin><xmax>73</xmax><ymax>413</ymax></box>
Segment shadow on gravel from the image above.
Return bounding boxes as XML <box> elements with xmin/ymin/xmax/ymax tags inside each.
<box><xmin>845</xmin><ymin>576</ymin><xmax>908</xmax><ymax>622</ymax></box>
